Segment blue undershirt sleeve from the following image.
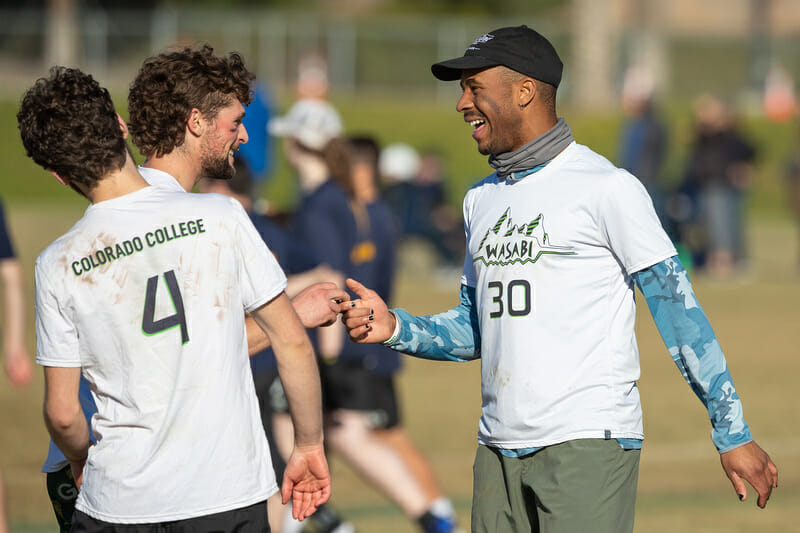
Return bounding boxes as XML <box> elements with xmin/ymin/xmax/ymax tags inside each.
<box><xmin>386</xmin><ymin>284</ymin><xmax>481</xmax><ymax>362</ymax></box>
<box><xmin>632</xmin><ymin>256</ymin><xmax>753</xmax><ymax>453</ymax></box>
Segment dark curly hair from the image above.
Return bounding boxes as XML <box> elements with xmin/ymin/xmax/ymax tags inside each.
<box><xmin>128</xmin><ymin>44</ymin><xmax>255</xmax><ymax>158</ymax></box>
<box><xmin>17</xmin><ymin>66</ymin><xmax>128</xmax><ymax>194</ymax></box>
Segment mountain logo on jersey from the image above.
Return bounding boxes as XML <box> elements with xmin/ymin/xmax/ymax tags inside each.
<box><xmin>473</xmin><ymin>207</ymin><xmax>576</xmax><ymax>266</ymax></box>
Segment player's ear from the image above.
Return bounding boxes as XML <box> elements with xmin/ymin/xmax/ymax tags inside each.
<box><xmin>49</xmin><ymin>170</ymin><xmax>69</xmax><ymax>187</ymax></box>
<box><xmin>186</xmin><ymin>108</ymin><xmax>205</xmax><ymax>137</ymax></box>
<box><xmin>116</xmin><ymin>113</ymin><xmax>129</xmax><ymax>139</ymax></box>
<box><xmin>519</xmin><ymin>78</ymin><xmax>535</xmax><ymax>109</ymax></box>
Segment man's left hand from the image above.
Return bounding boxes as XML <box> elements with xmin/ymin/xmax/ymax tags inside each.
<box><xmin>720</xmin><ymin>440</ymin><xmax>778</xmax><ymax>508</ymax></box>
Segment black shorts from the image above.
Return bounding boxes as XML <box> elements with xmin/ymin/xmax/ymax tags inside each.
<box><xmin>70</xmin><ymin>499</ymin><xmax>270</xmax><ymax>532</ymax></box>
<box><xmin>318</xmin><ymin>359</ymin><xmax>401</xmax><ymax>429</ymax></box>
<box><xmin>46</xmin><ymin>465</ymin><xmax>79</xmax><ymax>533</ymax></box>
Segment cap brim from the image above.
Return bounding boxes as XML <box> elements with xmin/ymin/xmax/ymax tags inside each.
<box><xmin>431</xmin><ymin>56</ymin><xmax>500</xmax><ymax>81</ymax></box>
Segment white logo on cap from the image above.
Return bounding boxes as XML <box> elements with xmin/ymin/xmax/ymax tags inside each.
<box><xmin>467</xmin><ymin>33</ymin><xmax>494</xmax><ymax>51</ymax></box>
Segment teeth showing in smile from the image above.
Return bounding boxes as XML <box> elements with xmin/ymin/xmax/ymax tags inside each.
<box><xmin>469</xmin><ymin>119</ymin><xmax>485</xmax><ymax>129</ymax></box>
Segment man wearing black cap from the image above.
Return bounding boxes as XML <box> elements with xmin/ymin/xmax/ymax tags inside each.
<box><xmin>340</xmin><ymin>25</ymin><xmax>778</xmax><ymax>532</ymax></box>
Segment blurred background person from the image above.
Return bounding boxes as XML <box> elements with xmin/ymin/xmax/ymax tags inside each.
<box><xmin>342</xmin><ymin>135</ymin><xmax>458</xmax><ymax>532</ymax></box>
<box><xmin>682</xmin><ymin>94</ymin><xmax>756</xmax><ymax>278</ymax></box>
<box><xmin>783</xmin><ymin>125</ymin><xmax>800</xmax><ymax>274</ymax></box>
<box><xmin>0</xmin><ymin>200</ymin><xmax>30</xmax><ymax>389</ymax></box>
<box><xmin>0</xmin><ymin>198</ymin><xmax>32</xmax><ymax>533</ymax></box>
<box><xmin>238</xmin><ymin>81</ymin><xmax>276</xmax><ymax>186</ymax></box>
<box><xmin>380</xmin><ymin>143</ymin><xmax>464</xmax><ymax>272</ymax></box>
<box><xmin>269</xmin><ymin>100</ymin><xmax>457</xmax><ymax>533</ymax></box>
<box><xmin>379</xmin><ymin>142</ymin><xmax>419</xmax><ymax>240</ymax></box>
<box><xmin>618</xmin><ymin>64</ymin><xmax>670</xmax><ymax>234</ymax></box>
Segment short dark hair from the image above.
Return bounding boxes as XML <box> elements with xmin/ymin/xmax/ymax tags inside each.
<box><xmin>128</xmin><ymin>44</ymin><xmax>255</xmax><ymax>158</ymax></box>
<box><xmin>348</xmin><ymin>136</ymin><xmax>380</xmax><ymax>173</ymax></box>
<box><xmin>17</xmin><ymin>66</ymin><xmax>127</xmax><ymax>194</ymax></box>
<box><xmin>498</xmin><ymin>66</ymin><xmax>556</xmax><ymax>110</ymax></box>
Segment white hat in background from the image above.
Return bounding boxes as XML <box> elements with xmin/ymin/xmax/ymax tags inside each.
<box><xmin>268</xmin><ymin>98</ymin><xmax>343</xmax><ymax>151</ymax></box>
<box><xmin>379</xmin><ymin>142</ymin><xmax>420</xmax><ymax>182</ymax></box>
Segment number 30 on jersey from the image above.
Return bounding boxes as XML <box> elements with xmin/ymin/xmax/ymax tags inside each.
<box><xmin>487</xmin><ymin>279</ymin><xmax>532</xmax><ymax>318</ymax></box>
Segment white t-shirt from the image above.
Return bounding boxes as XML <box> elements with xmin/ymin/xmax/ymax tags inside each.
<box><xmin>41</xmin><ymin>166</ymin><xmax>184</xmax><ymax>475</ymax></box>
<box><xmin>35</xmin><ymin>185</ymin><xmax>286</xmax><ymax>523</ymax></box>
<box><xmin>461</xmin><ymin>142</ymin><xmax>676</xmax><ymax>449</ymax></box>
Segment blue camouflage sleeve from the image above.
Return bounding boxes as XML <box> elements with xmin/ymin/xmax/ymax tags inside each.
<box><xmin>387</xmin><ymin>284</ymin><xmax>481</xmax><ymax>362</ymax></box>
<box><xmin>632</xmin><ymin>256</ymin><xmax>753</xmax><ymax>453</ymax></box>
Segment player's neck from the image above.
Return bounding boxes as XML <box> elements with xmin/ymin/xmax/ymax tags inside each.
<box><xmin>141</xmin><ymin>152</ymin><xmax>198</xmax><ymax>193</ymax></box>
<box><xmin>88</xmin><ymin>157</ymin><xmax>150</xmax><ymax>204</ymax></box>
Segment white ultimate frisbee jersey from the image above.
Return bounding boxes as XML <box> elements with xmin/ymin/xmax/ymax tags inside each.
<box><xmin>35</xmin><ymin>185</ymin><xmax>286</xmax><ymax>523</ymax></box>
<box><xmin>461</xmin><ymin>142</ymin><xmax>676</xmax><ymax>449</ymax></box>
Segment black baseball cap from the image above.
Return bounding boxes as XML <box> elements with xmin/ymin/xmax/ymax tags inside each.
<box><xmin>431</xmin><ymin>25</ymin><xmax>563</xmax><ymax>87</ymax></box>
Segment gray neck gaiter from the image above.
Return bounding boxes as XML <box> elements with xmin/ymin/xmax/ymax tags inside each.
<box><xmin>488</xmin><ymin>117</ymin><xmax>574</xmax><ymax>179</ymax></box>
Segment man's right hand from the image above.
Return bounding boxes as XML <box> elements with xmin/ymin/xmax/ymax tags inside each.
<box><xmin>281</xmin><ymin>443</ymin><xmax>331</xmax><ymax>520</ymax></box>
<box><xmin>292</xmin><ymin>282</ymin><xmax>349</xmax><ymax>328</ymax></box>
<box><xmin>339</xmin><ymin>278</ymin><xmax>395</xmax><ymax>344</ymax></box>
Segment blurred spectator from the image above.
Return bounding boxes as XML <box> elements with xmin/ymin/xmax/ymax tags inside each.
<box><xmin>0</xmin><ymin>199</ymin><xmax>32</xmax><ymax>533</ymax></box>
<box><xmin>783</xmin><ymin>128</ymin><xmax>800</xmax><ymax>273</ymax></box>
<box><xmin>618</xmin><ymin>66</ymin><xmax>670</xmax><ymax>232</ymax></box>
<box><xmin>237</xmin><ymin>82</ymin><xmax>276</xmax><ymax>183</ymax></box>
<box><xmin>380</xmin><ymin>143</ymin><xmax>464</xmax><ymax>268</ymax></box>
<box><xmin>380</xmin><ymin>142</ymin><xmax>419</xmax><ymax>236</ymax></box>
<box><xmin>763</xmin><ymin>64</ymin><xmax>796</xmax><ymax>124</ymax></box>
<box><xmin>296</xmin><ymin>50</ymin><xmax>329</xmax><ymax>100</ymax></box>
<box><xmin>0</xmin><ymin>200</ymin><xmax>31</xmax><ymax>388</ymax></box>
<box><xmin>342</xmin><ymin>135</ymin><xmax>458</xmax><ymax>532</ymax></box>
<box><xmin>270</xmin><ymin>101</ymin><xmax>454</xmax><ymax>532</ymax></box>
<box><xmin>682</xmin><ymin>95</ymin><xmax>756</xmax><ymax>277</ymax></box>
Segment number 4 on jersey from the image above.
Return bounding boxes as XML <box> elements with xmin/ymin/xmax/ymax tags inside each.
<box><xmin>142</xmin><ymin>270</ymin><xmax>189</xmax><ymax>344</ymax></box>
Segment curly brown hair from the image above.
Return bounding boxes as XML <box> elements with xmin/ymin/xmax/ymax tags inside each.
<box><xmin>17</xmin><ymin>66</ymin><xmax>128</xmax><ymax>195</ymax></box>
<box><xmin>128</xmin><ymin>44</ymin><xmax>255</xmax><ymax>158</ymax></box>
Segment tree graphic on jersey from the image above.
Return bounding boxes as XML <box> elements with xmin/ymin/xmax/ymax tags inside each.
<box><xmin>473</xmin><ymin>207</ymin><xmax>576</xmax><ymax>266</ymax></box>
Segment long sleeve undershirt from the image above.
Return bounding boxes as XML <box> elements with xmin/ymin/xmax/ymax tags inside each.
<box><xmin>387</xmin><ymin>255</ymin><xmax>752</xmax><ymax>453</ymax></box>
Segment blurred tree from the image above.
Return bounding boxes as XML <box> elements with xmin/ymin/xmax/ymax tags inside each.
<box><xmin>0</xmin><ymin>0</ymin><xmax>563</xmax><ymax>12</ymax></box>
<box><xmin>0</xmin><ymin>0</ymin><xmax>157</xmax><ymax>6</ymax></box>
<box><xmin>393</xmin><ymin>0</ymin><xmax>566</xmax><ymax>15</ymax></box>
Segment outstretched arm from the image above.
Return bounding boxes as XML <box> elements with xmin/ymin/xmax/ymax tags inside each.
<box><xmin>341</xmin><ymin>278</ymin><xmax>480</xmax><ymax>362</ymax></box>
<box><xmin>250</xmin><ymin>292</ymin><xmax>330</xmax><ymax>520</ymax></box>
<box><xmin>245</xmin><ymin>282</ymin><xmax>349</xmax><ymax>355</ymax></box>
<box><xmin>633</xmin><ymin>256</ymin><xmax>778</xmax><ymax>507</ymax></box>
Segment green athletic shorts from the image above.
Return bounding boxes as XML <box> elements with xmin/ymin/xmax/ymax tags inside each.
<box><xmin>471</xmin><ymin>439</ymin><xmax>640</xmax><ymax>533</ymax></box>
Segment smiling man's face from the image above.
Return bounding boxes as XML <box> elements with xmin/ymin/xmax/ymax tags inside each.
<box><xmin>199</xmin><ymin>99</ymin><xmax>248</xmax><ymax>180</ymax></box>
<box><xmin>457</xmin><ymin>66</ymin><xmax>526</xmax><ymax>156</ymax></box>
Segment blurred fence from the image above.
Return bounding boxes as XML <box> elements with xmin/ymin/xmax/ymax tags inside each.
<box><xmin>1</xmin><ymin>4</ymin><xmax>800</xmax><ymax>110</ymax></box>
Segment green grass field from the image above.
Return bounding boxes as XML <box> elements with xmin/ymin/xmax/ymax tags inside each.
<box><xmin>0</xmin><ymin>204</ymin><xmax>797</xmax><ymax>532</ymax></box>
<box><xmin>0</xmin><ymin>95</ymin><xmax>798</xmax><ymax>531</ymax></box>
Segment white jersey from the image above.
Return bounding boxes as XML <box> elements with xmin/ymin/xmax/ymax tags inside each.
<box><xmin>35</xmin><ymin>185</ymin><xmax>286</xmax><ymax>523</ymax></box>
<box><xmin>461</xmin><ymin>142</ymin><xmax>676</xmax><ymax>449</ymax></box>
<box><xmin>41</xmin><ymin>166</ymin><xmax>184</xmax><ymax>475</ymax></box>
